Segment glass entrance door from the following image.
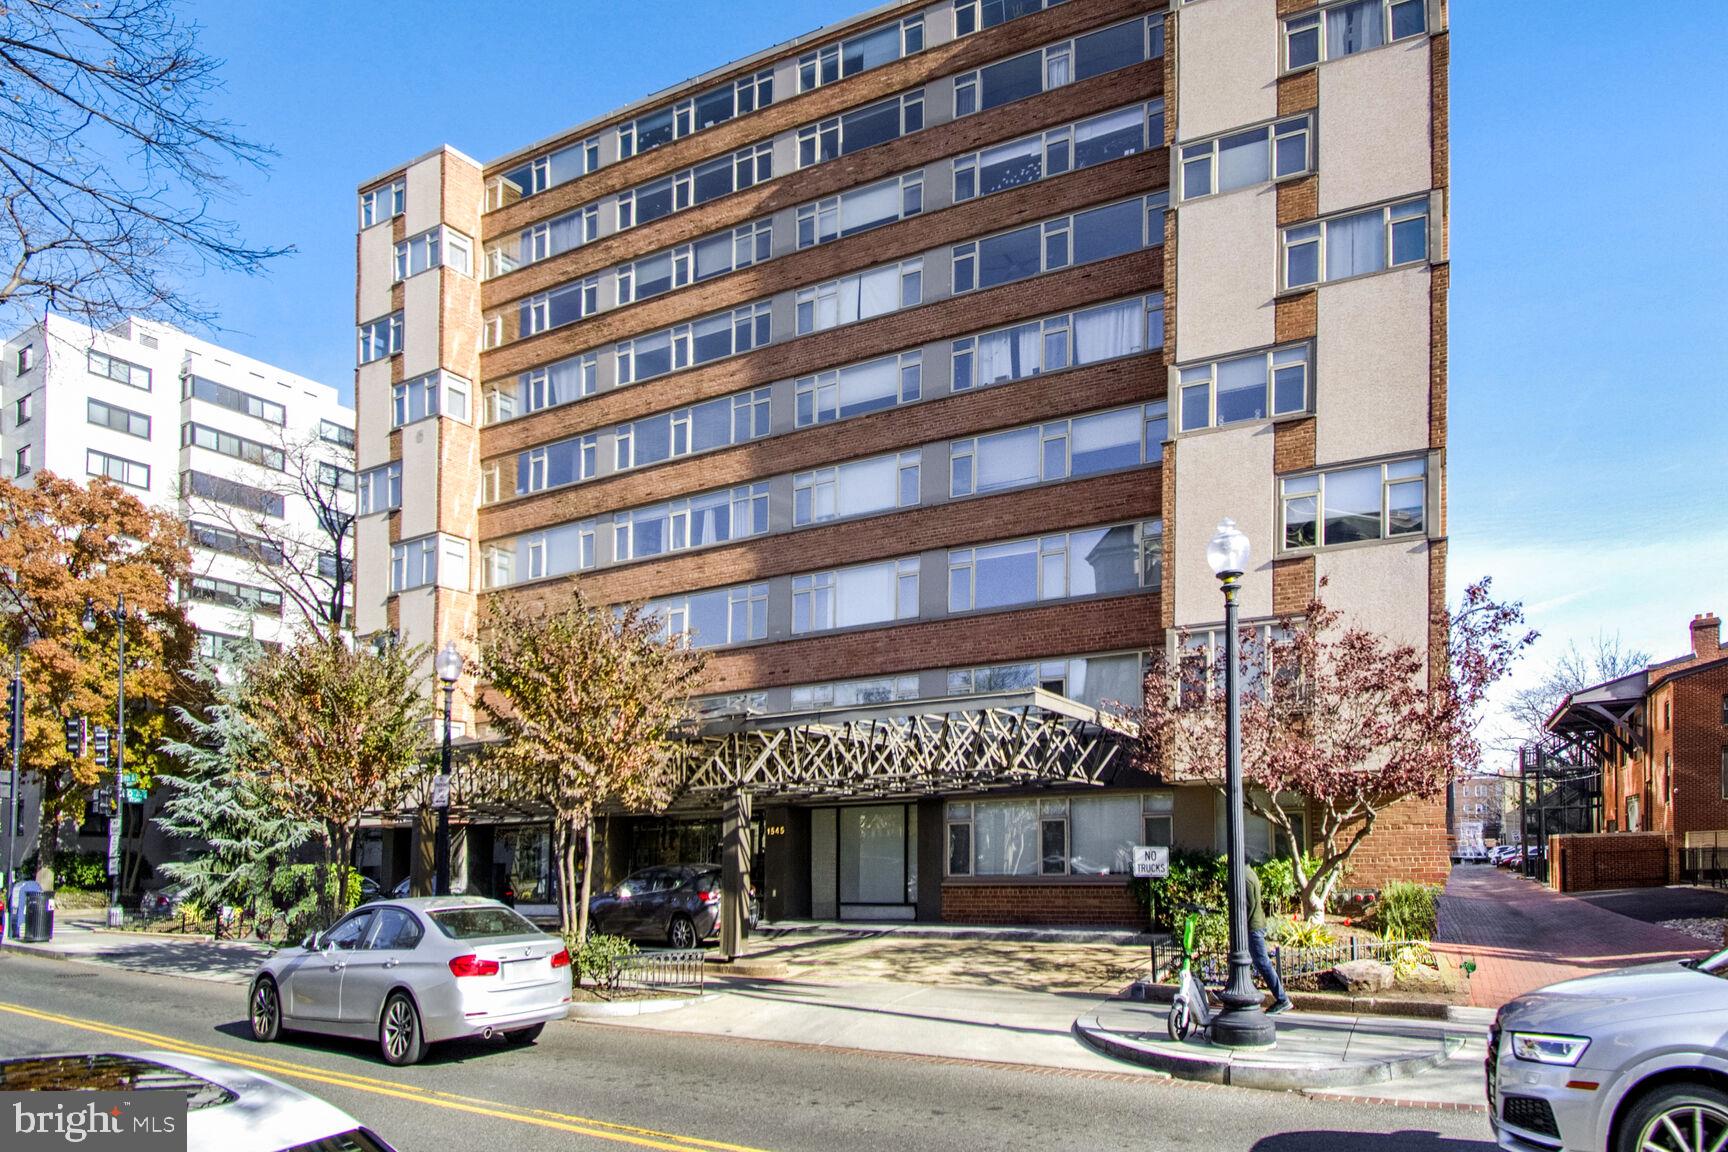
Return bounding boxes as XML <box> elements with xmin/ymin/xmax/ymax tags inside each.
<box><xmin>810</xmin><ymin>804</ymin><xmax>917</xmax><ymax>921</ymax></box>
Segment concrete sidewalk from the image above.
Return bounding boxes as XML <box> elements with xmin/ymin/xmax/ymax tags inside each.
<box><xmin>1</xmin><ymin>915</ymin><xmax>269</xmax><ymax>984</ymax></box>
<box><xmin>1436</xmin><ymin>865</ymin><xmax>1708</xmax><ymax>1007</ymax></box>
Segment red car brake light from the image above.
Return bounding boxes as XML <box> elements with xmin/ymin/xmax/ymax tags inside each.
<box><xmin>549</xmin><ymin>948</ymin><xmax>571</xmax><ymax>969</ymax></box>
<box><xmin>448</xmin><ymin>954</ymin><xmax>500</xmax><ymax>978</ymax></box>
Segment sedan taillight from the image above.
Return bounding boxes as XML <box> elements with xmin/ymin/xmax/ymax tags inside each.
<box><xmin>449</xmin><ymin>954</ymin><xmax>500</xmax><ymax>978</ymax></box>
<box><xmin>549</xmin><ymin>948</ymin><xmax>571</xmax><ymax>969</ymax></box>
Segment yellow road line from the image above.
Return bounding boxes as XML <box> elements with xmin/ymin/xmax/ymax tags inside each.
<box><xmin>0</xmin><ymin>1001</ymin><xmax>773</xmax><ymax>1152</ymax></box>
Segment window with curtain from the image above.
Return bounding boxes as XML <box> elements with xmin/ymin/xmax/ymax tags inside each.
<box><xmin>1324</xmin><ymin>208</ymin><xmax>1386</xmax><ymax>281</ymax></box>
<box><xmin>1327</xmin><ymin>0</ymin><xmax>1386</xmax><ymax>58</ymax></box>
<box><xmin>1073</xmin><ymin>299</ymin><xmax>1143</xmax><ymax>365</ymax></box>
<box><xmin>1069</xmin><ymin>796</ymin><xmax>1140</xmax><ymax>874</ymax></box>
<box><xmin>973</xmin><ymin>800</ymin><xmax>1038</xmax><ymax>875</ymax></box>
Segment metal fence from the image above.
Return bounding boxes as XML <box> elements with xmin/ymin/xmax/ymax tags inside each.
<box><xmin>608</xmin><ymin>948</ymin><xmax>706</xmax><ymax>992</ymax></box>
<box><xmin>1154</xmin><ymin>936</ymin><xmax>1428</xmax><ymax>985</ymax></box>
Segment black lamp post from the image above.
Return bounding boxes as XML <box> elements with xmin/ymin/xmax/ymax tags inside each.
<box><xmin>82</xmin><ymin>596</ymin><xmax>126</xmax><ymax>928</ymax></box>
<box><xmin>433</xmin><ymin>641</ymin><xmax>462</xmax><ymax>897</ymax></box>
<box><xmin>5</xmin><ymin>623</ymin><xmax>38</xmax><ymax>931</ymax></box>
<box><xmin>1205</xmin><ymin>519</ymin><xmax>1276</xmax><ymax>1049</ymax></box>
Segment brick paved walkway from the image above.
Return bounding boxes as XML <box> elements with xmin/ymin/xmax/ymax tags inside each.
<box><xmin>1435</xmin><ymin>865</ymin><xmax>1710</xmax><ymax>1007</ymax></box>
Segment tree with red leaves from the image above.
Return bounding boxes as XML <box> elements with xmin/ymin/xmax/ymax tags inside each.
<box><xmin>1134</xmin><ymin>578</ymin><xmax>1534</xmax><ymax>920</ymax></box>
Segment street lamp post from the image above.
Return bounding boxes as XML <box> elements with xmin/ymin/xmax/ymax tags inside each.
<box><xmin>1205</xmin><ymin>519</ymin><xmax>1276</xmax><ymax>1049</ymax></box>
<box><xmin>433</xmin><ymin>641</ymin><xmax>462</xmax><ymax>898</ymax></box>
<box><xmin>83</xmin><ymin>596</ymin><xmax>127</xmax><ymax>928</ymax></box>
<box><xmin>5</xmin><ymin>624</ymin><xmax>38</xmax><ymax>935</ymax></box>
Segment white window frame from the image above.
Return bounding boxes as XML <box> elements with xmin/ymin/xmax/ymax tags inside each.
<box><xmin>1176</xmin><ymin>343</ymin><xmax>1312</xmax><ymax>433</ymax></box>
<box><xmin>793</xmin><ymin>451</ymin><xmax>922</xmax><ymax>526</ymax></box>
<box><xmin>1282</xmin><ymin>0</ymin><xmax>1427</xmax><ymax>72</ymax></box>
<box><xmin>792</xmin><ymin>557</ymin><xmax>921</xmax><ymax>635</ymax></box>
<box><xmin>358</xmin><ymin>312</ymin><xmax>403</xmax><ymax>363</ymax></box>
<box><xmin>954</xmin><ymin>101</ymin><xmax>1163</xmax><ymax>204</ymax></box>
<box><xmin>86</xmin><ymin>448</ymin><xmax>149</xmax><ymax>489</ymax></box>
<box><xmin>87</xmin><ymin>348</ymin><xmax>151</xmax><ymax>391</ymax></box>
<box><xmin>358</xmin><ymin>462</ymin><xmax>402</xmax><ymax>515</ymax></box>
<box><xmin>796</xmin><ymin>172</ymin><xmax>925</xmax><ymax>249</ymax></box>
<box><xmin>612</xmin><ymin>483</ymin><xmax>770</xmax><ymax>564</ymax></box>
<box><xmin>951</xmin><ymin>293</ymin><xmax>1164</xmax><ymax>392</ymax></box>
<box><xmin>794</xmin><ymin>258</ymin><xmax>923</xmax><ymax>335</ymax></box>
<box><xmin>947</xmin><ymin>520</ymin><xmax>1162</xmax><ymax>612</ymax></box>
<box><xmin>952</xmin><ymin>16</ymin><xmax>1161</xmax><ymax>118</ymax></box>
<box><xmin>1279</xmin><ymin>456</ymin><xmax>1428</xmax><ymax>553</ymax></box>
<box><xmin>798</xmin><ymin>16</ymin><xmax>925</xmax><ymax>92</ymax></box>
<box><xmin>1179</xmin><ymin>115</ymin><xmax>1312</xmax><ymax>201</ymax></box>
<box><xmin>953</xmin><ymin>0</ymin><xmax>1065</xmax><ymax>38</ymax></box>
<box><xmin>948</xmin><ymin>402</ymin><xmax>1166</xmax><ymax>497</ymax></box>
<box><xmin>1281</xmin><ymin>197</ymin><xmax>1431</xmax><ymax>290</ymax></box>
<box><xmin>795</xmin><ymin>351</ymin><xmax>922</xmax><ymax>427</ymax></box>
<box><xmin>360</xmin><ymin>179</ymin><xmax>405</xmax><ymax>228</ymax></box>
<box><xmin>796</xmin><ymin>91</ymin><xmax>925</xmax><ymax>169</ymax></box>
<box><xmin>951</xmin><ymin>193</ymin><xmax>1164</xmax><ymax>295</ymax></box>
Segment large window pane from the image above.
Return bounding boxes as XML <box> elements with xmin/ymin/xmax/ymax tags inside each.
<box><xmin>980</xmin><ymin>137</ymin><xmax>1042</xmax><ymax>195</ymax></box>
<box><xmin>1074</xmin><ymin>107</ymin><xmax>1145</xmax><ymax>169</ymax></box>
<box><xmin>1214</xmin><ymin>354</ymin><xmax>1268</xmax><ymax>425</ymax></box>
<box><xmin>978</xmin><ymin>225</ymin><xmax>1041</xmax><ymax>288</ymax></box>
<box><xmin>835</xmin><ymin>562</ymin><xmax>900</xmax><ymax>627</ymax></box>
<box><xmin>974</xmin><ymin>541</ymin><xmax>1037</xmax><ymax>609</ymax></box>
<box><xmin>845</xmin><ymin>25</ymin><xmax>900</xmax><ymax>74</ymax></box>
<box><xmin>973</xmin><ymin>800</ymin><xmax>1037</xmax><ymax>875</ymax></box>
<box><xmin>1074</xmin><ymin>20</ymin><xmax>1146</xmax><ymax>81</ymax></box>
<box><xmin>841</xmin><ymin>180</ymin><xmax>901</xmax><ymax>235</ymax></box>
<box><xmin>1069</xmin><ymin>795</ymin><xmax>1140</xmax><ymax>874</ymax></box>
<box><xmin>843</xmin><ymin>99</ymin><xmax>901</xmax><ymax>153</ymax></box>
<box><xmin>1322</xmin><ymin>465</ymin><xmax>1382</xmax><ymax>544</ymax></box>
<box><xmin>1327</xmin><ymin>0</ymin><xmax>1385</xmax><ymax>58</ymax></box>
<box><xmin>1073</xmin><ymin>299</ymin><xmax>1144</xmax><ymax>364</ymax></box>
<box><xmin>977</xmin><ymin>322</ymin><xmax>1040</xmax><ymax>385</ymax></box>
<box><xmin>1326</xmin><ymin>209</ymin><xmax>1385</xmax><ymax>281</ymax></box>
<box><xmin>1068</xmin><ymin>525</ymin><xmax>1140</xmax><ymax>595</ymax></box>
<box><xmin>975</xmin><ymin>427</ymin><xmax>1041</xmax><ymax>491</ymax></box>
<box><xmin>838</xmin><ymin>455</ymin><xmax>898</xmax><ymax>517</ymax></box>
<box><xmin>1070</xmin><ymin>409</ymin><xmax>1140</xmax><ymax>475</ymax></box>
<box><xmin>1216</xmin><ymin>127</ymin><xmax>1270</xmax><ymax>191</ymax></box>
<box><xmin>1071</xmin><ymin>199</ymin><xmax>1145</xmax><ymax>266</ymax></box>
<box><xmin>980</xmin><ymin>51</ymin><xmax>1043</xmax><ymax>110</ymax></box>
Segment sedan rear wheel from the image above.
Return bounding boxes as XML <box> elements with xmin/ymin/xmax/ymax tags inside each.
<box><xmin>249</xmin><ymin>977</ymin><xmax>281</xmax><ymax>1043</ymax></box>
<box><xmin>667</xmin><ymin>914</ymin><xmax>697</xmax><ymax>950</ymax></box>
<box><xmin>379</xmin><ymin>991</ymin><xmax>427</xmax><ymax>1067</ymax></box>
<box><xmin>1618</xmin><ymin>1084</ymin><xmax>1728</xmax><ymax>1152</ymax></box>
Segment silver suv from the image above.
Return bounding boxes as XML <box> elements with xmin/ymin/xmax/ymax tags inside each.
<box><xmin>1489</xmin><ymin>946</ymin><xmax>1722</xmax><ymax>1152</ymax></box>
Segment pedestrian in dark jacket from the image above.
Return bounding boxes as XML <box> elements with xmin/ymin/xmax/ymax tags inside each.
<box><xmin>1245</xmin><ymin>868</ymin><xmax>1294</xmax><ymax>1015</ymax></box>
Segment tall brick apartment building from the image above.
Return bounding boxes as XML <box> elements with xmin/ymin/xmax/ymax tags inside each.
<box><xmin>350</xmin><ymin>0</ymin><xmax>1451</xmax><ymax>926</ymax></box>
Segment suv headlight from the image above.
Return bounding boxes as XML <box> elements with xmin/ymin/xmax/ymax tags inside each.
<box><xmin>1510</xmin><ymin>1032</ymin><xmax>1590</xmax><ymax>1066</ymax></box>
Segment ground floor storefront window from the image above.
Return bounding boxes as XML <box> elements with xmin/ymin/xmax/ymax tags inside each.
<box><xmin>810</xmin><ymin>803</ymin><xmax>917</xmax><ymax>920</ymax></box>
<box><xmin>945</xmin><ymin>792</ymin><xmax>1172</xmax><ymax>877</ymax></box>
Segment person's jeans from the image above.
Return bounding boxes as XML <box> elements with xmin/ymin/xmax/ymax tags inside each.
<box><xmin>1248</xmin><ymin>929</ymin><xmax>1287</xmax><ymax>1003</ymax></box>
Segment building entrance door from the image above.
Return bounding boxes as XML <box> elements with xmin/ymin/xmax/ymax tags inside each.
<box><xmin>809</xmin><ymin>804</ymin><xmax>916</xmax><ymax>921</ymax></box>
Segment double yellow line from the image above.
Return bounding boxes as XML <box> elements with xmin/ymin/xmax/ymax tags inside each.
<box><xmin>0</xmin><ymin>1001</ymin><xmax>771</xmax><ymax>1152</ymax></box>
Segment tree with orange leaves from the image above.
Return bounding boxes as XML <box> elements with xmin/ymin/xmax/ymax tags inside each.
<box><xmin>0</xmin><ymin>471</ymin><xmax>197</xmax><ymax>888</ymax></box>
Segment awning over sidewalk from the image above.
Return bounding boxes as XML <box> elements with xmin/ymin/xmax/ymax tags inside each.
<box><xmin>1541</xmin><ymin>669</ymin><xmax>1646</xmax><ymax>759</ymax></box>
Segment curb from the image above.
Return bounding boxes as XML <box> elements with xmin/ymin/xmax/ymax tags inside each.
<box><xmin>1072</xmin><ymin>1014</ymin><xmax>1463</xmax><ymax>1091</ymax></box>
<box><xmin>565</xmin><ymin>992</ymin><xmax>723</xmax><ymax>1018</ymax></box>
<box><xmin>0</xmin><ymin>941</ymin><xmax>255</xmax><ymax>986</ymax></box>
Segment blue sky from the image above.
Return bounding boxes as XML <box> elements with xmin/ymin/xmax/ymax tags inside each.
<box><xmin>180</xmin><ymin>1</ymin><xmax>1726</xmax><ymax>747</ymax></box>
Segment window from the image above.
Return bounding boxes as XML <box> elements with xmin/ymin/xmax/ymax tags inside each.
<box><xmin>183</xmin><ymin>423</ymin><xmax>284</xmax><ymax>470</ymax></box>
<box><xmin>954</xmin><ymin>102</ymin><xmax>1162</xmax><ymax>204</ymax></box>
<box><xmin>86</xmin><ymin>449</ymin><xmax>149</xmax><ymax>489</ymax></box>
<box><xmin>1284</xmin><ymin>0</ymin><xmax>1426</xmax><ymax>70</ymax></box>
<box><xmin>392</xmin><ymin>372</ymin><xmax>471</xmax><ymax>427</ymax></box>
<box><xmin>482</xmin><ymin>353</ymin><xmax>596</xmax><ymax>424</ymax></box>
<box><xmin>359</xmin><ymin>179</ymin><xmax>404</xmax><ymax>227</ymax></box>
<box><xmin>491</xmin><ymin>204</ymin><xmax>600</xmax><ymax>276</ymax></box>
<box><xmin>15</xmin><ymin>345</ymin><xmax>34</xmax><ymax>374</ymax></box>
<box><xmin>481</xmin><ymin>520</ymin><xmax>597</xmax><ymax>589</ymax></box>
<box><xmin>358</xmin><ymin>462</ymin><xmax>402</xmax><ymax>514</ymax></box>
<box><xmin>317</xmin><ymin>462</ymin><xmax>356</xmax><ymax>494</ymax></box>
<box><xmin>795</xmin><ymin>259</ymin><xmax>922</xmax><ymax>334</ymax></box>
<box><xmin>1178</xmin><ymin>344</ymin><xmax>1311</xmax><ymax>431</ymax></box>
<box><xmin>793</xmin><ymin>558</ymin><xmax>920</xmax><ymax>634</ymax></box>
<box><xmin>88</xmin><ymin>349</ymin><xmax>151</xmax><ymax>391</ymax></box>
<box><xmin>797</xmin><ymin>173</ymin><xmax>924</xmax><ymax>249</ymax></box>
<box><xmin>797</xmin><ymin>352</ymin><xmax>921</xmax><ymax>426</ymax></box>
<box><xmin>1180</xmin><ymin>116</ymin><xmax>1311</xmax><ymax>200</ymax></box>
<box><xmin>790</xmin><ymin>675</ymin><xmax>920</xmax><ymax>710</ymax></box>
<box><xmin>797</xmin><ymin>92</ymin><xmax>925</xmax><ymax>168</ymax></box>
<box><xmin>184</xmin><ymin>375</ymin><xmax>286</xmax><ymax>425</ymax></box>
<box><xmin>1664</xmin><ymin>698</ymin><xmax>1671</xmax><ymax>731</ymax></box>
<box><xmin>949</xmin><ymin>403</ymin><xmax>1166</xmax><ymax>497</ymax></box>
<box><xmin>1721</xmin><ymin>748</ymin><xmax>1728</xmax><ymax>802</ymax></box>
<box><xmin>1281</xmin><ymin>457</ymin><xmax>1427</xmax><ymax>550</ymax></box>
<box><xmin>618</xmin><ymin>70</ymin><xmax>772</xmax><ymax>158</ymax></box>
<box><xmin>951</xmin><ymin>194</ymin><xmax>1161</xmax><ymax>294</ymax></box>
<box><xmin>358</xmin><ymin>312</ymin><xmax>403</xmax><ymax>363</ymax></box>
<box><xmin>183</xmin><ymin>470</ymin><xmax>283</xmax><ymax>517</ymax></box>
<box><xmin>617</xmin><ymin>388</ymin><xmax>770</xmax><ymax>470</ymax></box>
<box><xmin>644</xmin><ymin>583</ymin><xmax>769</xmax><ymax>650</ymax></box>
<box><xmin>618</xmin><ymin>219</ymin><xmax>773</xmax><ymax>303</ymax></box>
<box><xmin>616</xmin><ymin>143</ymin><xmax>773</xmax><ymax>229</ymax></box>
<box><xmin>190</xmin><ymin>522</ymin><xmax>282</xmax><ymax>564</ymax></box>
<box><xmin>613</xmin><ymin>484</ymin><xmax>769</xmax><ymax>563</ymax></box>
<box><xmin>488</xmin><ymin>278</ymin><xmax>598</xmax><ymax>347</ymax></box>
<box><xmin>1143</xmin><ymin>792</ymin><xmax>1174</xmax><ymax>851</ymax></box>
<box><xmin>794</xmin><ymin>452</ymin><xmax>921</xmax><ymax>526</ymax></box>
<box><xmin>493</xmin><ymin>139</ymin><xmax>599</xmax><ymax>208</ymax></box>
<box><xmin>86</xmin><ymin>398</ymin><xmax>150</xmax><ymax>439</ymax></box>
<box><xmin>186</xmin><ymin>576</ymin><xmax>283</xmax><ymax>616</ymax></box>
<box><xmin>393</xmin><ymin>226</ymin><xmax>472</xmax><ymax>281</ymax></box>
<box><xmin>13</xmin><ymin>444</ymin><xmax>30</xmax><ymax>477</ymax></box>
<box><xmin>954</xmin><ymin>0</ymin><xmax>1069</xmax><ymax>37</ymax></box>
<box><xmin>952</xmin><ymin>17</ymin><xmax>1161</xmax><ymax>117</ymax></box>
<box><xmin>390</xmin><ymin>534</ymin><xmax>466</xmax><ymax>593</ymax></box>
<box><xmin>616</xmin><ymin>301</ymin><xmax>771</xmax><ymax>385</ymax></box>
<box><xmin>800</xmin><ymin>17</ymin><xmax>923</xmax><ymax>91</ymax></box>
<box><xmin>948</xmin><ymin>521</ymin><xmax>1160</xmax><ymax>612</ymax></box>
<box><xmin>944</xmin><ymin>792</ymin><xmax>1162</xmax><ymax>877</ymax></box>
<box><xmin>13</xmin><ymin>392</ymin><xmax>31</xmax><ymax>425</ymax></box>
<box><xmin>509</xmin><ymin>434</ymin><xmax>599</xmax><ymax>498</ymax></box>
<box><xmin>320</xmin><ymin>420</ymin><xmax>356</xmax><ymax>449</ymax></box>
<box><xmin>1282</xmin><ymin>198</ymin><xmax>1430</xmax><ymax>288</ymax></box>
<box><xmin>1722</xmin><ymin>695</ymin><xmax>1728</xmax><ymax>726</ymax></box>
<box><xmin>948</xmin><ymin>651</ymin><xmax>1143</xmax><ymax>713</ymax></box>
<box><xmin>952</xmin><ymin>294</ymin><xmax>1163</xmax><ymax>393</ymax></box>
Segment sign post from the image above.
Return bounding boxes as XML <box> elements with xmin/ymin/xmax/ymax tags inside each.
<box><xmin>1133</xmin><ymin>845</ymin><xmax>1170</xmax><ymax>976</ymax></box>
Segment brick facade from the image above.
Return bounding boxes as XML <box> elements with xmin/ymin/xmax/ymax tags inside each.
<box><xmin>942</xmin><ymin>879</ymin><xmax>1144</xmax><ymax>927</ymax></box>
<box><xmin>1548</xmin><ymin>832</ymin><xmax>1671</xmax><ymax>894</ymax></box>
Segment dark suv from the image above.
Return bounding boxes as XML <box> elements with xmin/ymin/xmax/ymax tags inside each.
<box><xmin>588</xmin><ymin>865</ymin><xmax>742</xmax><ymax>949</ymax></box>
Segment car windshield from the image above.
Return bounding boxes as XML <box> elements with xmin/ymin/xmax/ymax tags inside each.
<box><xmin>0</xmin><ymin>1055</ymin><xmax>235</xmax><ymax>1110</ymax></box>
<box><xmin>1694</xmin><ymin>949</ymin><xmax>1728</xmax><ymax>976</ymax></box>
<box><xmin>428</xmin><ymin>906</ymin><xmax>539</xmax><ymax>940</ymax></box>
<box><xmin>285</xmin><ymin>1130</ymin><xmax>394</xmax><ymax>1152</ymax></box>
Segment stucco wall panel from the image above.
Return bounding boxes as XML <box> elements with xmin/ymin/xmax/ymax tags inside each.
<box><xmin>1313</xmin><ymin>538</ymin><xmax>1429</xmax><ymax>654</ymax></box>
<box><xmin>398</xmin><ymin>420</ymin><xmax>442</xmax><ymax>541</ymax></box>
<box><xmin>1317</xmin><ymin>40</ymin><xmax>1432</xmax><ymax>215</ymax></box>
<box><xmin>1174</xmin><ymin>187</ymin><xmax>1276</xmax><ymax>361</ymax></box>
<box><xmin>1314</xmin><ymin>266</ymin><xmax>1430</xmax><ymax>465</ymax></box>
<box><xmin>1171</xmin><ymin>423</ymin><xmax>1274</xmax><ymax>626</ymax></box>
<box><xmin>1175</xmin><ymin>0</ymin><xmax>1278</xmax><ymax>142</ymax></box>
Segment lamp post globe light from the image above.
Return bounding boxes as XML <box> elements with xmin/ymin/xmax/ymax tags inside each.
<box><xmin>1206</xmin><ymin>519</ymin><xmax>1276</xmax><ymax>1049</ymax></box>
<box><xmin>83</xmin><ymin>596</ymin><xmax>128</xmax><ymax>928</ymax></box>
<box><xmin>433</xmin><ymin>641</ymin><xmax>462</xmax><ymax>898</ymax></box>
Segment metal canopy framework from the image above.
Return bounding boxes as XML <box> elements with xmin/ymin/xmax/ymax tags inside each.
<box><xmin>679</xmin><ymin>688</ymin><xmax>1136</xmax><ymax>803</ymax></box>
<box><xmin>1544</xmin><ymin>669</ymin><xmax>1647</xmax><ymax>759</ymax></box>
<box><xmin>416</xmin><ymin>688</ymin><xmax>1137</xmax><ymax>818</ymax></box>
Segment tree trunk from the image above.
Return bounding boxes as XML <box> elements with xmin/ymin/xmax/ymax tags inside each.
<box><xmin>553</xmin><ymin>817</ymin><xmax>577</xmax><ymax>937</ymax></box>
<box><xmin>576</xmin><ymin>811</ymin><xmax>594</xmax><ymax>946</ymax></box>
<box><xmin>34</xmin><ymin>790</ymin><xmax>58</xmax><ymax>889</ymax></box>
<box><xmin>316</xmin><ymin>827</ymin><xmax>336</xmax><ymax>928</ymax></box>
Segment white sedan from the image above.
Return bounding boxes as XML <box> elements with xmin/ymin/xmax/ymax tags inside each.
<box><xmin>248</xmin><ymin>896</ymin><xmax>571</xmax><ymax>1066</ymax></box>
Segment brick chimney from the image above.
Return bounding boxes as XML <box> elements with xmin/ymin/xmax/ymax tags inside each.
<box><xmin>1691</xmin><ymin>613</ymin><xmax>1722</xmax><ymax>662</ymax></box>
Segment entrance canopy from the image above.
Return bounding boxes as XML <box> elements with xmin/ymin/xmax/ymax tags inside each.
<box><xmin>1543</xmin><ymin>668</ymin><xmax>1646</xmax><ymax>760</ymax></box>
<box><xmin>679</xmin><ymin>687</ymin><xmax>1136</xmax><ymax>803</ymax></box>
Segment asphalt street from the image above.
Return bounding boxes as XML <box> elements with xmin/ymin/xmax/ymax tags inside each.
<box><xmin>0</xmin><ymin>952</ymin><xmax>1495</xmax><ymax>1152</ymax></box>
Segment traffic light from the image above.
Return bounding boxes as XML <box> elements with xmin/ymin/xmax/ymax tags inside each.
<box><xmin>91</xmin><ymin>788</ymin><xmax>115</xmax><ymax>818</ymax></box>
<box><xmin>90</xmin><ymin>725</ymin><xmax>110</xmax><ymax>769</ymax></box>
<box><xmin>63</xmin><ymin>715</ymin><xmax>85</xmax><ymax>757</ymax></box>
